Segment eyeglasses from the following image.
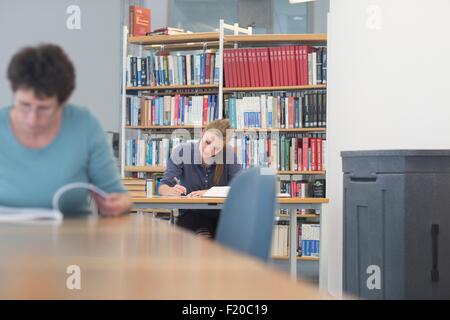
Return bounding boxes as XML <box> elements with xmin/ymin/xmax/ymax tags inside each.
<box><xmin>15</xmin><ymin>104</ymin><xmax>59</xmax><ymax>117</ymax></box>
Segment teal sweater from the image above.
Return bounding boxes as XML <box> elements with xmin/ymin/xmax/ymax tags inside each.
<box><xmin>0</xmin><ymin>105</ymin><xmax>125</xmax><ymax>215</ymax></box>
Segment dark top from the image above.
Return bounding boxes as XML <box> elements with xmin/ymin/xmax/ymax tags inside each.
<box><xmin>160</xmin><ymin>142</ymin><xmax>242</xmax><ymax>216</ymax></box>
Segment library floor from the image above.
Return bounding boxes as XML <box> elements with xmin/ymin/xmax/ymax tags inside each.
<box><xmin>269</xmin><ymin>260</ymin><xmax>319</xmax><ymax>284</ymax></box>
<box><xmin>155</xmin><ymin>214</ymin><xmax>319</xmax><ymax>284</ymax></box>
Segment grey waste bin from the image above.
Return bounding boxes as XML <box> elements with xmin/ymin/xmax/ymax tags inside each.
<box><xmin>341</xmin><ymin>150</ymin><xmax>450</xmax><ymax>300</ymax></box>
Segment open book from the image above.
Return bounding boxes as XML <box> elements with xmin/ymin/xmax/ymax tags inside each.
<box><xmin>201</xmin><ymin>186</ymin><xmax>290</xmax><ymax>198</ymax></box>
<box><xmin>0</xmin><ymin>183</ymin><xmax>108</xmax><ymax>222</ymax></box>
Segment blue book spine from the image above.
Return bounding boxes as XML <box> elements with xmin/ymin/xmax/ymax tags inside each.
<box><xmin>230</xmin><ymin>99</ymin><xmax>235</xmax><ymax>128</ymax></box>
<box><xmin>194</xmin><ymin>54</ymin><xmax>199</xmax><ymax>84</ymax></box>
<box><xmin>155</xmin><ymin>99</ymin><xmax>160</xmax><ymax>125</ymax></box>
<box><xmin>214</xmin><ymin>53</ymin><xmax>220</xmax><ymax>84</ymax></box>
<box><xmin>215</xmin><ymin>96</ymin><xmax>218</xmax><ymax>120</ymax></box>
<box><xmin>160</xmin><ymin>97</ymin><xmax>164</xmax><ymax>125</ymax></box>
<box><xmin>200</xmin><ymin>53</ymin><xmax>205</xmax><ymax>85</ymax></box>
<box><xmin>233</xmin><ymin>99</ymin><xmax>237</xmax><ymax>128</ymax></box>
<box><xmin>137</xmin><ymin>58</ymin><xmax>142</xmax><ymax>86</ymax></box>
<box><xmin>154</xmin><ymin>55</ymin><xmax>159</xmax><ymax>85</ymax></box>
<box><xmin>242</xmin><ymin>137</ymin><xmax>246</xmax><ymax>168</ymax></box>
<box><xmin>180</xmin><ymin>96</ymin><xmax>185</xmax><ymax>125</ymax></box>
<box><xmin>132</xmin><ymin>140</ymin><xmax>136</xmax><ymax>166</ymax></box>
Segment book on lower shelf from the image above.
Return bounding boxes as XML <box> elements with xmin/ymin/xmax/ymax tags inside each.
<box><xmin>271</xmin><ymin>221</ymin><xmax>320</xmax><ymax>259</ymax></box>
<box><xmin>126</xmin><ymin>94</ymin><xmax>220</xmax><ymax>127</ymax></box>
<box><xmin>229</xmin><ymin>132</ymin><xmax>326</xmax><ymax>172</ymax></box>
<box><xmin>224</xmin><ymin>90</ymin><xmax>326</xmax><ymax>129</ymax></box>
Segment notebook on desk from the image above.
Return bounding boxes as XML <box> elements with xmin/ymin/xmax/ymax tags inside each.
<box><xmin>0</xmin><ymin>206</ymin><xmax>63</xmax><ymax>222</ymax></box>
<box><xmin>201</xmin><ymin>186</ymin><xmax>290</xmax><ymax>198</ymax></box>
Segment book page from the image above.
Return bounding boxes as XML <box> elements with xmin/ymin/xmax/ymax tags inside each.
<box><xmin>201</xmin><ymin>186</ymin><xmax>230</xmax><ymax>198</ymax></box>
<box><xmin>0</xmin><ymin>182</ymin><xmax>108</xmax><ymax>222</ymax></box>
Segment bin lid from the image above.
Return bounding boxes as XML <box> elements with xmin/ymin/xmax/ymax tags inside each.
<box><xmin>341</xmin><ymin>150</ymin><xmax>450</xmax><ymax>174</ymax></box>
<box><xmin>341</xmin><ymin>150</ymin><xmax>450</xmax><ymax>158</ymax></box>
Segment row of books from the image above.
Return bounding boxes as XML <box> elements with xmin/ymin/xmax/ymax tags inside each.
<box><xmin>126</xmin><ymin>95</ymin><xmax>220</xmax><ymax>127</ymax></box>
<box><xmin>279</xmin><ymin>178</ymin><xmax>326</xmax><ymax>198</ymax></box>
<box><xmin>271</xmin><ymin>222</ymin><xmax>320</xmax><ymax>258</ymax></box>
<box><xmin>126</xmin><ymin>51</ymin><xmax>220</xmax><ymax>87</ymax></box>
<box><xmin>229</xmin><ymin>134</ymin><xmax>326</xmax><ymax>171</ymax></box>
<box><xmin>224</xmin><ymin>46</ymin><xmax>327</xmax><ymax>88</ymax></box>
<box><xmin>125</xmin><ymin>136</ymin><xmax>193</xmax><ymax>167</ymax></box>
<box><xmin>224</xmin><ymin>91</ymin><xmax>326</xmax><ymax>129</ymax></box>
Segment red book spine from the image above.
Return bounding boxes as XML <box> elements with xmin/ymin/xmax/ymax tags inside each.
<box><xmin>269</xmin><ymin>48</ymin><xmax>277</xmax><ymax>86</ymax></box>
<box><xmin>295</xmin><ymin>46</ymin><xmax>301</xmax><ymax>85</ymax></box>
<box><xmin>288</xmin><ymin>96</ymin><xmax>294</xmax><ymax>129</ymax></box>
<box><xmin>276</xmin><ymin>47</ymin><xmax>283</xmax><ymax>86</ymax></box>
<box><xmin>151</xmin><ymin>100</ymin><xmax>156</xmax><ymax>125</ymax></box>
<box><xmin>289</xmin><ymin>46</ymin><xmax>297</xmax><ymax>86</ymax></box>
<box><xmin>281</xmin><ymin>46</ymin><xmax>288</xmax><ymax>86</ymax></box>
<box><xmin>205</xmin><ymin>52</ymin><xmax>211</xmax><ymax>84</ymax></box>
<box><xmin>317</xmin><ymin>138</ymin><xmax>323</xmax><ymax>171</ymax></box>
<box><xmin>244</xmin><ymin>49</ymin><xmax>251</xmax><ymax>87</ymax></box>
<box><xmin>256</xmin><ymin>48</ymin><xmax>262</xmax><ymax>87</ymax></box>
<box><xmin>276</xmin><ymin>47</ymin><xmax>282</xmax><ymax>86</ymax></box>
<box><xmin>291</xmin><ymin>180</ymin><xmax>295</xmax><ymax>197</ymax></box>
<box><xmin>261</xmin><ymin>48</ymin><xmax>273</xmax><ymax>87</ymax></box>
<box><xmin>297</xmin><ymin>144</ymin><xmax>302</xmax><ymax>172</ymax></box>
<box><xmin>254</xmin><ymin>48</ymin><xmax>261</xmax><ymax>87</ymax></box>
<box><xmin>202</xmin><ymin>95</ymin><xmax>208</xmax><ymax>126</ymax></box>
<box><xmin>286</xmin><ymin>46</ymin><xmax>293</xmax><ymax>86</ymax></box>
<box><xmin>248</xmin><ymin>49</ymin><xmax>256</xmax><ymax>87</ymax></box>
<box><xmin>302</xmin><ymin>46</ymin><xmax>308</xmax><ymax>85</ymax></box>
<box><xmin>174</xmin><ymin>95</ymin><xmax>179</xmax><ymax>126</ymax></box>
<box><xmin>311</xmin><ymin>137</ymin><xmax>317</xmax><ymax>171</ymax></box>
<box><xmin>237</xmin><ymin>49</ymin><xmax>245</xmax><ymax>87</ymax></box>
<box><xmin>302</xmin><ymin>137</ymin><xmax>309</xmax><ymax>171</ymax></box>
<box><xmin>230</xmin><ymin>49</ymin><xmax>238</xmax><ymax>87</ymax></box>
<box><xmin>223</xmin><ymin>50</ymin><xmax>231</xmax><ymax>87</ymax></box>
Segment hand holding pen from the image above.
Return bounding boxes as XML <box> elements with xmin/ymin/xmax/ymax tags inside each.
<box><xmin>173</xmin><ymin>177</ymin><xmax>187</xmax><ymax>196</ymax></box>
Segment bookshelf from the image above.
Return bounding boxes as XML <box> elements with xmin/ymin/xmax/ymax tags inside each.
<box><xmin>120</xmin><ymin>19</ymin><xmax>327</xmax><ymax>270</ymax></box>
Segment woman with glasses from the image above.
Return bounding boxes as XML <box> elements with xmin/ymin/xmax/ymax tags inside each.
<box><xmin>0</xmin><ymin>44</ymin><xmax>132</xmax><ymax>216</ymax></box>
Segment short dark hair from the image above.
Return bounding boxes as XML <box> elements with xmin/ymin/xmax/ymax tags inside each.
<box><xmin>7</xmin><ymin>44</ymin><xmax>75</xmax><ymax>103</ymax></box>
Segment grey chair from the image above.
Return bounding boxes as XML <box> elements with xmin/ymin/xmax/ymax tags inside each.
<box><xmin>215</xmin><ymin>167</ymin><xmax>276</xmax><ymax>262</ymax></box>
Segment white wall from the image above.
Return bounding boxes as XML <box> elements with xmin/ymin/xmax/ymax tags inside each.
<box><xmin>0</xmin><ymin>0</ymin><xmax>122</xmax><ymax>132</ymax></box>
<box><xmin>323</xmin><ymin>0</ymin><xmax>450</xmax><ymax>297</ymax></box>
<box><xmin>144</xmin><ymin>0</ymin><xmax>168</xmax><ymax>30</ymax></box>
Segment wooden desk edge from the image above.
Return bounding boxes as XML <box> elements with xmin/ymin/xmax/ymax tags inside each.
<box><xmin>131</xmin><ymin>197</ymin><xmax>329</xmax><ymax>204</ymax></box>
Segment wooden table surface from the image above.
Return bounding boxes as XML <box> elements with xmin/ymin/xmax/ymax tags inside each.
<box><xmin>131</xmin><ymin>196</ymin><xmax>329</xmax><ymax>204</ymax></box>
<box><xmin>0</xmin><ymin>214</ymin><xmax>327</xmax><ymax>299</ymax></box>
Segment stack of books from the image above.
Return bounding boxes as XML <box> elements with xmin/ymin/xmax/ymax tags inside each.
<box><xmin>147</xmin><ymin>27</ymin><xmax>186</xmax><ymax>35</ymax></box>
<box><xmin>122</xmin><ymin>179</ymin><xmax>147</xmax><ymax>198</ymax></box>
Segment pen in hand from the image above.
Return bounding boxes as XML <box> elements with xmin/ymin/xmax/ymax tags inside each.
<box><xmin>173</xmin><ymin>177</ymin><xmax>187</xmax><ymax>196</ymax></box>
